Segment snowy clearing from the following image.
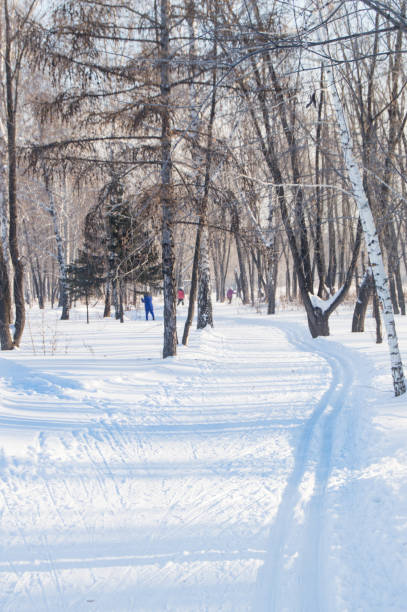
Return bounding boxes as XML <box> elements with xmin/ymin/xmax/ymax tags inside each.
<box><xmin>0</xmin><ymin>301</ymin><xmax>407</xmax><ymax>611</ymax></box>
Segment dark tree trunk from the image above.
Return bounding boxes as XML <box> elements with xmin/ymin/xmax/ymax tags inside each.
<box><xmin>5</xmin><ymin>4</ymin><xmax>24</xmax><ymax>346</ymax></box>
<box><xmin>119</xmin><ymin>280</ymin><xmax>124</xmax><ymax>323</ymax></box>
<box><xmin>267</xmin><ymin>237</ymin><xmax>279</xmax><ymax>315</ymax></box>
<box><xmin>286</xmin><ymin>266</ymin><xmax>291</xmax><ymax>301</ymax></box>
<box><xmin>197</xmin><ymin>223</ymin><xmax>213</xmax><ymax>329</ymax></box>
<box><xmin>210</xmin><ymin>236</ymin><xmax>221</xmax><ymax>302</ymax></box>
<box><xmin>284</xmin><ymin>246</ymin><xmax>291</xmax><ymax>302</ymax></box>
<box><xmin>59</xmin><ymin>281</ymin><xmax>70</xmax><ymax>320</ymax></box>
<box><xmin>218</xmin><ymin>227</ymin><xmax>231</xmax><ymax>303</ymax></box>
<box><xmin>23</xmin><ymin>219</ymin><xmax>44</xmax><ymax>310</ymax></box>
<box><xmin>112</xmin><ymin>279</ymin><xmax>120</xmax><ymax>319</ymax></box>
<box><xmin>248</xmin><ymin>249</ymin><xmax>255</xmax><ymax>306</ymax></box>
<box><xmin>292</xmin><ymin>267</ymin><xmax>297</xmax><ymax>300</ymax></box>
<box><xmin>232</xmin><ymin>208</ymin><xmax>250</xmax><ymax>304</ymax></box>
<box><xmin>389</xmin><ymin>271</ymin><xmax>399</xmax><ymax>315</ymax></box>
<box><xmin>373</xmin><ymin>287</ymin><xmax>382</xmax><ymax>343</ymax></box>
<box><xmin>234</xmin><ymin>269</ymin><xmax>242</xmax><ymax>300</ymax></box>
<box><xmin>160</xmin><ymin>0</ymin><xmax>177</xmax><ymax>358</ymax></box>
<box><xmin>195</xmin><ymin>27</ymin><xmax>216</xmax><ymax>331</ymax></box>
<box><xmin>315</xmin><ymin>69</ymin><xmax>327</xmax><ymax>298</ymax></box>
<box><xmin>51</xmin><ymin>285</ymin><xmax>58</xmax><ymax>310</ymax></box>
<box><xmin>306</xmin><ymin>308</ymin><xmax>330</xmax><ymax>338</ymax></box>
<box><xmin>326</xmin><ymin>199</ymin><xmax>337</xmax><ymax>293</ymax></box>
<box><xmin>85</xmin><ymin>290</ymin><xmax>89</xmax><ymax>324</ymax></box>
<box><xmin>182</xmin><ymin>219</ymin><xmax>201</xmax><ymax>345</ymax></box>
<box><xmin>103</xmin><ymin>280</ymin><xmax>111</xmax><ymax>317</ymax></box>
<box><xmin>32</xmin><ymin>269</ymin><xmax>42</xmax><ymax>307</ymax></box>
<box><xmin>0</xmin><ymin>246</ymin><xmax>13</xmax><ymax>349</ymax></box>
<box><xmin>352</xmin><ymin>269</ymin><xmax>373</xmax><ymax>332</ymax></box>
<box><xmin>394</xmin><ymin>262</ymin><xmax>405</xmax><ymax>315</ymax></box>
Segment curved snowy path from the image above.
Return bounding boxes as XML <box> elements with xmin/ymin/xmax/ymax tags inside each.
<box><xmin>253</xmin><ymin>321</ymin><xmax>355</xmax><ymax>612</ymax></box>
<box><xmin>0</xmin><ymin>304</ymin><xmax>402</xmax><ymax>611</ymax></box>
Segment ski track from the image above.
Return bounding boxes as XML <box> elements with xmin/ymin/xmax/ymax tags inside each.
<box><xmin>253</xmin><ymin>320</ymin><xmax>354</xmax><ymax>612</ymax></box>
<box><xmin>0</xmin><ymin>307</ymin><xmax>361</xmax><ymax>611</ymax></box>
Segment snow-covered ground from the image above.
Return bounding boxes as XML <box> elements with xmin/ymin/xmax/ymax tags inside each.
<box><xmin>0</xmin><ymin>300</ymin><xmax>406</xmax><ymax>611</ymax></box>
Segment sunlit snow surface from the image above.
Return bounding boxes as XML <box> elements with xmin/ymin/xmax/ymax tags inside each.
<box><xmin>0</xmin><ymin>301</ymin><xmax>406</xmax><ymax>611</ymax></box>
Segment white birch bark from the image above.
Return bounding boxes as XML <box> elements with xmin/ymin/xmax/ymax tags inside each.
<box><xmin>43</xmin><ymin>173</ymin><xmax>70</xmax><ymax>320</ymax></box>
<box><xmin>325</xmin><ymin>61</ymin><xmax>406</xmax><ymax>396</ymax></box>
<box><xmin>187</xmin><ymin>5</ymin><xmax>213</xmax><ymax>330</ymax></box>
<box><xmin>0</xmin><ymin>129</ymin><xmax>13</xmax><ymax>349</ymax></box>
<box><xmin>0</xmin><ymin>32</ymin><xmax>9</xmax><ymax>266</ymax></box>
<box><xmin>0</xmin><ymin>149</ymin><xmax>9</xmax><ymax>263</ymax></box>
<box><xmin>197</xmin><ymin>224</ymin><xmax>213</xmax><ymax>328</ymax></box>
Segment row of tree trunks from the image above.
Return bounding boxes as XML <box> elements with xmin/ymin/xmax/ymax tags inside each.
<box><xmin>324</xmin><ymin>47</ymin><xmax>406</xmax><ymax>396</ymax></box>
<box><xmin>231</xmin><ymin>204</ymin><xmax>250</xmax><ymax>305</ymax></box>
<box><xmin>182</xmin><ymin>3</ymin><xmax>216</xmax><ymax>344</ymax></box>
<box><xmin>379</xmin><ymin>23</ymin><xmax>405</xmax><ymax>317</ymax></box>
<box><xmin>352</xmin><ymin>268</ymin><xmax>383</xmax><ymax>344</ymax></box>
<box><xmin>352</xmin><ymin>269</ymin><xmax>374</xmax><ymax>332</ymax></box>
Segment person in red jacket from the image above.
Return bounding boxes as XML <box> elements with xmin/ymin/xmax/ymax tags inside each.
<box><xmin>177</xmin><ymin>287</ymin><xmax>185</xmax><ymax>306</ymax></box>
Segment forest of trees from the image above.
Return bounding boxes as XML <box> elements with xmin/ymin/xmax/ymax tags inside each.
<box><xmin>1</xmin><ymin>0</ymin><xmax>407</xmax><ymax>392</ymax></box>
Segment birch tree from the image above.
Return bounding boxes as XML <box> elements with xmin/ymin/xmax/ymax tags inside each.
<box><xmin>42</xmin><ymin>169</ymin><xmax>70</xmax><ymax>320</ymax></box>
<box><xmin>0</xmin><ymin>111</ymin><xmax>13</xmax><ymax>348</ymax></box>
<box><xmin>182</xmin><ymin>1</ymin><xmax>215</xmax><ymax>345</ymax></box>
<box><xmin>160</xmin><ymin>0</ymin><xmax>177</xmax><ymax>357</ymax></box>
<box><xmin>317</xmin><ymin>7</ymin><xmax>406</xmax><ymax>396</ymax></box>
<box><xmin>0</xmin><ymin>0</ymin><xmax>38</xmax><ymax>347</ymax></box>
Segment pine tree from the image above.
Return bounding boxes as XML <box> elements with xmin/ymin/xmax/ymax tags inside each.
<box><xmin>67</xmin><ymin>249</ymin><xmax>105</xmax><ymax>324</ymax></box>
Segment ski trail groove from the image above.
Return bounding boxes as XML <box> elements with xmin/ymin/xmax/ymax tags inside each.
<box><xmin>254</xmin><ymin>321</ymin><xmax>354</xmax><ymax>612</ymax></box>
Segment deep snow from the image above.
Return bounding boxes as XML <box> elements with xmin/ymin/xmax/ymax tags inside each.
<box><xmin>0</xmin><ymin>300</ymin><xmax>406</xmax><ymax>611</ymax></box>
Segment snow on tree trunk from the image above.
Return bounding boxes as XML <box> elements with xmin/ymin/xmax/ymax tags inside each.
<box><xmin>325</xmin><ymin>62</ymin><xmax>406</xmax><ymax>396</ymax></box>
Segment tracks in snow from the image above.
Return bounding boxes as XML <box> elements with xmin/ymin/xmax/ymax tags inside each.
<box><xmin>254</xmin><ymin>321</ymin><xmax>355</xmax><ymax>612</ymax></box>
<box><xmin>0</xmin><ymin>310</ymin><xmax>359</xmax><ymax>611</ymax></box>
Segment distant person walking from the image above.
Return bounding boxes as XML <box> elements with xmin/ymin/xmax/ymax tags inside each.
<box><xmin>142</xmin><ymin>293</ymin><xmax>155</xmax><ymax>320</ymax></box>
<box><xmin>227</xmin><ymin>288</ymin><xmax>234</xmax><ymax>304</ymax></box>
<box><xmin>177</xmin><ymin>287</ymin><xmax>185</xmax><ymax>306</ymax></box>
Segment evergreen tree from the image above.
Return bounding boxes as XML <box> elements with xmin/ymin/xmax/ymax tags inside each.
<box><xmin>70</xmin><ymin>179</ymin><xmax>161</xmax><ymax>322</ymax></box>
<box><xmin>67</xmin><ymin>249</ymin><xmax>105</xmax><ymax>324</ymax></box>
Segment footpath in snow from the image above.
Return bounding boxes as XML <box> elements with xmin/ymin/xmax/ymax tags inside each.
<box><xmin>0</xmin><ymin>302</ymin><xmax>406</xmax><ymax>611</ymax></box>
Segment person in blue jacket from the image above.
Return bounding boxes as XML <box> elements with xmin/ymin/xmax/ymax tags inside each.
<box><xmin>141</xmin><ymin>292</ymin><xmax>155</xmax><ymax>320</ymax></box>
